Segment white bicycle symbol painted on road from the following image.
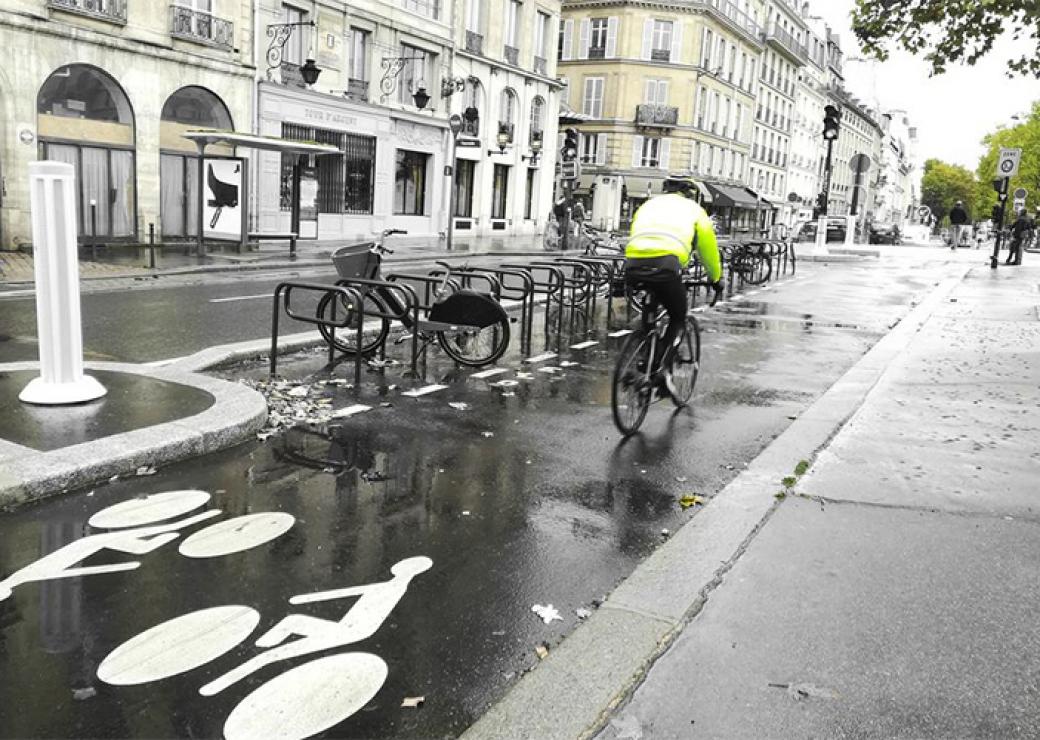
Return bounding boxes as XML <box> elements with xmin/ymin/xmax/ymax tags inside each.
<box><xmin>0</xmin><ymin>489</ymin><xmax>432</xmax><ymax>740</ymax></box>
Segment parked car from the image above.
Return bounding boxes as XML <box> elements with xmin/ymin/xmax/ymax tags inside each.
<box><xmin>869</xmin><ymin>222</ymin><xmax>901</xmax><ymax>245</ymax></box>
<box><xmin>794</xmin><ymin>217</ymin><xmax>847</xmax><ymax>243</ymax></box>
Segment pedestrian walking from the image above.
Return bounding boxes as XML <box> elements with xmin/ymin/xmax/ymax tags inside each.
<box><xmin>949</xmin><ymin>201</ymin><xmax>969</xmax><ymax>250</ymax></box>
<box><xmin>1006</xmin><ymin>210</ymin><xmax>1032</xmax><ymax>265</ymax></box>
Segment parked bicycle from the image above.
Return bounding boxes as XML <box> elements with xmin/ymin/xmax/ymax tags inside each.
<box><xmin>317</xmin><ymin>230</ymin><xmax>510</xmax><ymax>367</ymax></box>
<box><xmin>722</xmin><ymin>242</ymin><xmax>772</xmax><ymax>286</ymax></box>
<box><xmin>611</xmin><ymin>276</ymin><xmax>721</xmax><ymax>436</ymax></box>
<box><xmin>580</xmin><ymin>224</ymin><xmax>625</xmax><ymax>256</ymax></box>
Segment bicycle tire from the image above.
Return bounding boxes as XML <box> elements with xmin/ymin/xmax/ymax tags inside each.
<box><xmin>670</xmin><ymin>316</ymin><xmax>701</xmax><ymax>407</ymax></box>
<box><xmin>741</xmin><ymin>251</ymin><xmax>772</xmax><ymax>286</ymax></box>
<box><xmin>316</xmin><ymin>291</ymin><xmax>390</xmax><ymax>356</ymax></box>
<box><xmin>437</xmin><ymin>316</ymin><xmax>510</xmax><ymax>367</ymax></box>
<box><xmin>611</xmin><ymin>331</ymin><xmax>653</xmax><ymax>436</ymax></box>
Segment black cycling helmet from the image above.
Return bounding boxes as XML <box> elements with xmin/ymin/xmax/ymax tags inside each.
<box><xmin>662</xmin><ymin>174</ymin><xmax>698</xmax><ymax>198</ymax></box>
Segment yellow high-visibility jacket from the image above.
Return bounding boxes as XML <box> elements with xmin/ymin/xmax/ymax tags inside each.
<box><xmin>626</xmin><ymin>194</ymin><xmax>722</xmax><ymax>282</ymax></box>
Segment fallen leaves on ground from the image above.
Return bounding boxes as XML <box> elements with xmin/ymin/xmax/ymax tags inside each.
<box><xmin>535</xmin><ymin>643</ymin><xmax>550</xmax><ymax>660</ymax></box>
<box><xmin>679</xmin><ymin>494</ymin><xmax>705</xmax><ymax>510</ymax></box>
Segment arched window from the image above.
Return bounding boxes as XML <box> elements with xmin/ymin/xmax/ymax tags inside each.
<box><xmin>529</xmin><ymin>96</ymin><xmax>545</xmax><ymax>146</ymax></box>
<box><xmin>161</xmin><ymin>86</ymin><xmax>233</xmax><ymax>129</ymax></box>
<box><xmin>159</xmin><ymin>86</ymin><xmax>233</xmax><ymax>238</ymax></box>
<box><xmin>37</xmin><ymin>65</ymin><xmax>136</xmax><ymax>241</ymax></box>
<box><xmin>499</xmin><ymin>88</ymin><xmax>517</xmax><ymax>142</ymax></box>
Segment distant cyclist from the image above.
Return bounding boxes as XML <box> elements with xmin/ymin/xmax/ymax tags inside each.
<box><xmin>624</xmin><ymin>175</ymin><xmax>723</xmax><ymax>397</ymax></box>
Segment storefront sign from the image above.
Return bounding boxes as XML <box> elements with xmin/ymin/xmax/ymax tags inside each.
<box><xmin>303</xmin><ymin>108</ymin><xmax>358</xmax><ymax>127</ymax></box>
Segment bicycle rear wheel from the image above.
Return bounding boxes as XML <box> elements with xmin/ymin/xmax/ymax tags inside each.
<box><xmin>437</xmin><ymin>318</ymin><xmax>510</xmax><ymax>366</ymax></box>
<box><xmin>317</xmin><ymin>291</ymin><xmax>390</xmax><ymax>356</ymax></box>
<box><xmin>612</xmin><ymin>331</ymin><xmax>653</xmax><ymax>436</ymax></box>
<box><xmin>669</xmin><ymin>317</ymin><xmax>701</xmax><ymax>407</ymax></box>
<box><xmin>742</xmin><ymin>251</ymin><xmax>773</xmax><ymax>285</ymax></box>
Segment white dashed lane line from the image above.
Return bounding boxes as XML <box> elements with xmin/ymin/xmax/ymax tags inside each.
<box><xmin>401</xmin><ymin>384</ymin><xmax>449</xmax><ymax>397</ymax></box>
<box><xmin>470</xmin><ymin>368</ymin><xmax>510</xmax><ymax>379</ymax></box>
<box><xmin>570</xmin><ymin>340</ymin><xmax>599</xmax><ymax>350</ymax></box>
<box><xmin>523</xmin><ymin>352</ymin><xmax>558</xmax><ymax>364</ymax></box>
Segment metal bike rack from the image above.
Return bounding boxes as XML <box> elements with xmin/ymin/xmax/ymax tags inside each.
<box><xmin>501</xmin><ymin>262</ymin><xmax>567</xmax><ymax>338</ymax></box>
<box><xmin>329</xmin><ymin>277</ymin><xmax>422</xmax><ymax>377</ymax></box>
<box><xmin>271</xmin><ymin>282</ymin><xmax>365</xmax><ymax>387</ymax></box>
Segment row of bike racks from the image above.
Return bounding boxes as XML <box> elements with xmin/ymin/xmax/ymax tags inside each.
<box><xmin>268</xmin><ymin>240</ymin><xmax>796</xmax><ymax>387</ymax></box>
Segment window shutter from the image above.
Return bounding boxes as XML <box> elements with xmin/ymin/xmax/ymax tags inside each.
<box><xmin>579</xmin><ymin>19</ymin><xmax>591</xmax><ymax>59</ymax></box>
<box><xmin>596</xmin><ymin>133</ymin><xmax>607</xmax><ymax>165</ymax></box>
<box><xmin>660</xmin><ymin>138</ymin><xmax>671</xmax><ymax>170</ymax></box>
<box><xmin>659</xmin><ymin>81</ymin><xmax>669</xmax><ymax>105</ymax></box>
<box><xmin>632</xmin><ymin>135</ymin><xmax>643</xmax><ymax>167</ymax></box>
<box><xmin>606</xmin><ymin>17</ymin><xmax>618</xmax><ymax>58</ymax></box>
<box><xmin>562</xmin><ymin>19</ymin><xmax>574</xmax><ymax>61</ymax></box>
<box><xmin>670</xmin><ymin>20</ymin><xmax>683</xmax><ymax>63</ymax></box>
<box><xmin>641</xmin><ymin>19</ymin><xmax>653</xmax><ymax>60</ymax></box>
<box><xmin>643</xmin><ymin>80</ymin><xmax>654</xmax><ymax>104</ymax></box>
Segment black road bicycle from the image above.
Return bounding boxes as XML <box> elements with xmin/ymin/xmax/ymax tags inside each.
<box><xmin>611</xmin><ymin>277</ymin><xmax>720</xmax><ymax>436</ymax></box>
<box><xmin>316</xmin><ymin>230</ymin><xmax>510</xmax><ymax>367</ymax></box>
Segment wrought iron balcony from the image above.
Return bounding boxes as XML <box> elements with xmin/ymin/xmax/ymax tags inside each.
<box><xmin>763</xmin><ymin>21</ymin><xmax>807</xmax><ymax>64</ymax></box>
<box><xmin>650</xmin><ymin>48</ymin><xmax>671</xmax><ymax>62</ymax></box>
<box><xmin>345</xmin><ymin>78</ymin><xmax>368</xmax><ymax>101</ymax></box>
<box><xmin>699</xmin><ymin>0</ymin><xmax>761</xmax><ymax>42</ymax></box>
<box><xmin>533</xmin><ymin>56</ymin><xmax>547</xmax><ymax>75</ymax></box>
<box><xmin>635</xmin><ymin>104</ymin><xmax>679</xmax><ymax>128</ymax></box>
<box><xmin>465</xmin><ymin>30</ymin><xmax>483</xmax><ymax>55</ymax></box>
<box><xmin>48</xmin><ymin>0</ymin><xmax>126</xmax><ymax>24</ymax></box>
<box><xmin>170</xmin><ymin>4</ymin><xmax>234</xmax><ymax>51</ymax></box>
<box><xmin>504</xmin><ymin>45</ymin><xmax>519</xmax><ymax>66</ymax></box>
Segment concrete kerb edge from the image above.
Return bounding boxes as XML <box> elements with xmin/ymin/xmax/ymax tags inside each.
<box><xmin>460</xmin><ymin>266</ymin><xmax>970</xmax><ymax>740</ymax></box>
<box><xmin>0</xmin><ymin>361</ymin><xmax>266</xmax><ymax>509</ymax></box>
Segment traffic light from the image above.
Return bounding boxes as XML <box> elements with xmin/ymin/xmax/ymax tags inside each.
<box><xmin>562</xmin><ymin>128</ymin><xmax>579</xmax><ymax>161</ymax></box>
<box><xmin>823</xmin><ymin>105</ymin><xmax>841</xmax><ymax>141</ymax></box>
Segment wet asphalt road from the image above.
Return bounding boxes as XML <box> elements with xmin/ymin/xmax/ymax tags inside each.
<box><xmin>0</xmin><ymin>254</ymin><xmax>955</xmax><ymax>738</ymax></box>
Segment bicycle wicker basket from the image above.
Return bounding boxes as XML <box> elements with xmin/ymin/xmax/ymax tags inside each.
<box><xmin>331</xmin><ymin>243</ymin><xmax>379</xmax><ymax>280</ymax></box>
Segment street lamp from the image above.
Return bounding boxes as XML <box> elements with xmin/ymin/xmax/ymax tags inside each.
<box><xmin>521</xmin><ymin>133</ymin><xmax>543</xmax><ymax>164</ymax></box>
<box><xmin>265</xmin><ymin>21</ymin><xmax>320</xmax><ymax>82</ymax></box>
<box><xmin>488</xmin><ymin>125</ymin><xmax>511</xmax><ymax>155</ymax></box>
<box><xmin>446</xmin><ymin>114</ymin><xmax>464</xmax><ymax>251</ymax></box>
<box><xmin>299</xmin><ymin>58</ymin><xmax>321</xmax><ymax>86</ymax></box>
<box><xmin>413</xmin><ymin>86</ymin><xmax>431</xmax><ymax>111</ymax></box>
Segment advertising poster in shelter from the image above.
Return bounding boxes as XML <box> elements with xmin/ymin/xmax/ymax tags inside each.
<box><xmin>298</xmin><ymin>161</ymin><xmax>319</xmax><ymax>239</ymax></box>
<box><xmin>202</xmin><ymin>157</ymin><xmax>245</xmax><ymax>242</ymax></box>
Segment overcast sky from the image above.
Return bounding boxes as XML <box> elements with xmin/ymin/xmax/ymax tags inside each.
<box><xmin>813</xmin><ymin>1</ymin><xmax>1040</xmax><ymax>172</ymax></box>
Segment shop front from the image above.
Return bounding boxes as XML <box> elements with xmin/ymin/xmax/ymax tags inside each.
<box><xmin>256</xmin><ymin>83</ymin><xmax>449</xmax><ymax>242</ymax></box>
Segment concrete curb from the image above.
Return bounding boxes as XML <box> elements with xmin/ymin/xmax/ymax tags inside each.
<box><xmin>0</xmin><ymin>361</ymin><xmax>266</xmax><ymax>508</ymax></box>
<box><xmin>460</xmin><ymin>267</ymin><xmax>969</xmax><ymax>740</ymax></box>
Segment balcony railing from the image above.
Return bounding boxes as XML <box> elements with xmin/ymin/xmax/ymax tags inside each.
<box><xmin>650</xmin><ymin>48</ymin><xmax>671</xmax><ymax>62</ymax></box>
<box><xmin>635</xmin><ymin>104</ymin><xmax>679</xmax><ymax>128</ymax></box>
<box><xmin>170</xmin><ymin>5</ymin><xmax>234</xmax><ymax>51</ymax></box>
<box><xmin>588</xmin><ymin>46</ymin><xmax>606</xmax><ymax>59</ymax></box>
<box><xmin>699</xmin><ymin>0</ymin><xmax>761</xmax><ymax>41</ymax></box>
<box><xmin>764</xmin><ymin>21</ymin><xmax>807</xmax><ymax>63</ymax></box>
<box><xmin>503</xmin><ymin>45</ymin><xmax>519</xmax><ymax>66</ymax></box>
<box><xmin>465</xmin><ymin>30</ymin><xmax>483</xmax><ymax>55</ymax></box>
<box><xmin>48</xmin><ymin>0</ymin><xmax>126</xmax><ymax>24</ymax></box>
<box><xmin>533</xmin><ymin>56</ymin><xmax>547</xmax><ymax>75</ymax></box>
<box><xmin>345</xmin><ymin>78</ymin><xmax>368</xmax><ymax>101</ymax></box>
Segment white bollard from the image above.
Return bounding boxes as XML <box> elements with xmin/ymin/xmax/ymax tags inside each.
<box><xmin>19</xmin><ymin>161</ymin><xmax>107</xmax><ymax>405</ymax></box>
<box><xmin>814</xmin><ymin>214</ymin><xmax>828</xmax><ymax>252</ymax></box>
<box><xmin>843</xmin><ymin>215</ymin><xmax>857</xmax><ymax>248</ymax></box>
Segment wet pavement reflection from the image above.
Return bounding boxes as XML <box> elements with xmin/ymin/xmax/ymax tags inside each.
<box><xmin>0</xmin><ymin>260</ymin><xmax>949</xmax><ymax>738</ymax></box>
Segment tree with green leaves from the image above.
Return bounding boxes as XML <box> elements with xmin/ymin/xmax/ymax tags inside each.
<box><xmin>851</xmin><ymin>1</ymin><xmax>1040</xmax><ymax>77</ymax></box>
<box><xmin>976</xmin><ymin>101</ymin><xmax>1040</xmax><ymax>218</ymax></box>
<box><xmin>920</xmin><ymin>159</ymin><xmax>979</xmax><ymax>228</ymax></box>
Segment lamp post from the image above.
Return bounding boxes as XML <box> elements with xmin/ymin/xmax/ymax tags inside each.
<box><xmin>447</xmin><ymin>114</ymin><xmax>463</xmax><ymax>251</ymax></box>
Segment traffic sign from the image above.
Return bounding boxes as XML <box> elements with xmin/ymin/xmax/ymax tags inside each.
<box><xmin>558</xmin><ymin>160</ymin><xmax>581</xmax><ymax>180</ymax></box>
<box><xmin>1013</xmin><ymin>187</ymin><xmax>1028</xmax><ymax>200</ymax></box>
<box><xmin>997</xmin><ymin>148</ymin><xmax>1022</xmax><ymax>177</ymax></box>
<box><xmin>1013</xmin><ymin>199</ymin><xmax>1026</xmax><ymax>212</ymax></box>
<box><xmin>849</xmin><ymin>153</ymin><xmax>872</xmax><ymax>173</ymax></box>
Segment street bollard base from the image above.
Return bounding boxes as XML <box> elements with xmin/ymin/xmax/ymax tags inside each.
<box><xmin>19</xmin><ymin>375</ymin><xmax>108</xmax><ymax>405</ymax></box>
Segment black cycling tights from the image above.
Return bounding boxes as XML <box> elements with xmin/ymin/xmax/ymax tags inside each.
<box><xmin>626</xmin><ymin>269</ymin><xmax>687</xmax><ymax>373</ymax></box>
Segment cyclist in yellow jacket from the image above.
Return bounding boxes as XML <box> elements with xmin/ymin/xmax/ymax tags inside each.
<box><xmin>625</xmin><ymin>175</ymin><xmax>723</xmax><ymax>396</ymax></box>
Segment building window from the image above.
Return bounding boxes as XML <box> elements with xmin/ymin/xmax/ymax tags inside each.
<box><xmin>492</xmin><ymin>163</ymin><xmax>509</xmax><ymax>219</ymax></box>
<box><xmin>580</xmin><ymin>133</ymin><xmax>599</xmax><ymax>164</ymax></box>
<box><xmin>583</xmin><ymin>77</ymin><xmax>604</xmax><ymax>118</ymax></box>
<box><xmin>505</xmin><ymin>0</ymin><xmax>521</xmax><ymax>48</ymax></box>
<box><xmin>453</xmin><ymin>159</ymin><xmax>475</xmax><ymax>217</ymax></box>
<box><xmin>394</xmin><ymin>149</ymin><xmax>428</xmax><ymax>215</ymax></box>
<box><xmin>534</xmin><ymin>11</ymin><xmax>550</xmax><ymax>64</ymax></box>
<box><xmin>640</xmin><ymin>137</ymin><xmax>660</xmax><ymax>168</ymax></box>
<box><xmin>644</xmin><ymin>79</ymin><xmax>668</xmax><ymax>105</ymax></box>
<box><xmin>347</xmin><ymin>28</ymin><xmax>369</xmax><ymax>86</ymax></box>
<box><xmin>343</xmin><ymin>133</ymin><xmax>377</xmax><ymax>214</ymax></box>
<box><xmin>589</xmin><ymin>18</ymin><xmax>608</xmax><ymax>58</ymax></box>
<box><xmin>651</xmin><ymin>20</ymin><xmax>673</xmax><ymax>61</ymax></box>
<box><xmin>280</xmin><ymin>124</ymin><xmax>376</xmax><ymax>215</ymax></box>
<box><xmin>400</xmin><ymin>0</ymin><xmax>439</xmax><ymax>20</ymax></box>
<box><xmin>398</xmin><ymin>44</ymin><xmax>431</xmax><ymax>105</ymax></box>
<box><xmin>466</xmin><ymin>0</ymin><xmax>481</xmax><ymax>33</ymax></box>
<box><xmin>524</xmin><ymin>167</ymin><xmax>536</xmax><ymax>219</ymax></box>
<box><xmin>282</xmin><ymin>4</ymin><xmax>306</xmax><ymax>65</ymax></box>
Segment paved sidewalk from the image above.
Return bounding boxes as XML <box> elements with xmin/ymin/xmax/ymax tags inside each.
<box><xmin>464</xmin><ymin>261</ymin><xmax>1040</xmax><ymax>739</ymax></box>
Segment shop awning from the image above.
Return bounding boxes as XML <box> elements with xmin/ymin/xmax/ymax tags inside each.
<box><xmin>704</xmin><ymin>181</ymin><xmax>760</xmax><ymax>209</ymax></box>
<box><xmin>182</xmin><ymin>130</ymin><xmax>341</xmax><ymax>155</ymax></box>
<box><xmin>744</xmin><ymin>187</ymin><xmax>774</xmax><ymax>210</ymax></box>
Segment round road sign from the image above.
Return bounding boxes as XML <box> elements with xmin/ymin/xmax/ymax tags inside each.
<box><xmin>1013</xmin><ymin>187</ymin><xmax>1028</xmax><ymax>200</ymax></box>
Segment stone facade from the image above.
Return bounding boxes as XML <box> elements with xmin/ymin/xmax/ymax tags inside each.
<box><xmin>0</xmin><ymin>0</ymin><xmax>253</xmax><ymax>249</ymax></box>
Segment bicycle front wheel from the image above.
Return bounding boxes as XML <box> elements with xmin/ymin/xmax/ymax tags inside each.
<box><xmin>670</xmin><ymin>317</ymin><xmax>701</xmax><ymax>407</ymax></box>
<box><xmin>742</xmin><ymin>251</ymin><xmax>773</xmax><ymax>285</ymax></box>
<box><xmin>317</xmin><ymin>291</ymin><xmax>390</xmax><ymax>356</ymax></box>
<box><xmin>437</xmin><ymin>318</ymin><xmax>510</xmax><ymax>367</ymax></box>
<box><xmin>612</xmin><ymin>331</ymin><xmax>653</xmax><ymax>436</ymax></box>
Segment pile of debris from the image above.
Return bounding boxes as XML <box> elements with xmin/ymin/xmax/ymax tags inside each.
<box><xmin>242</xmin><ymin>378</ymin><xmax>353</xmax><ymax>441</ymax></box>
